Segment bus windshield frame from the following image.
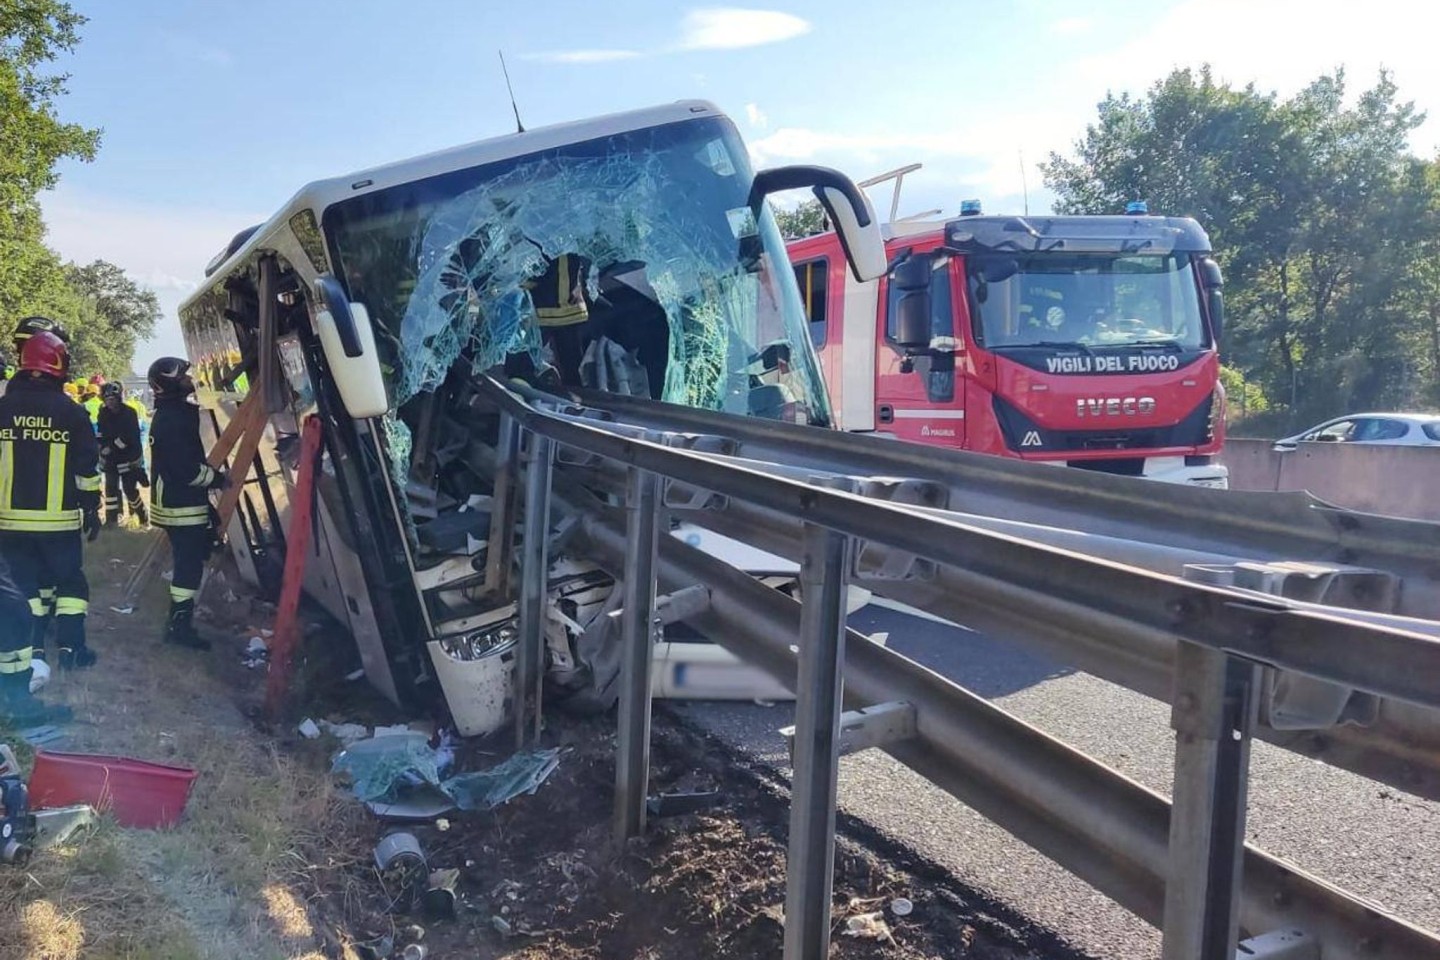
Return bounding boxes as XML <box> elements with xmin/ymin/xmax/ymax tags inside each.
<box><xmin>321</xmin><ymin>115</ymin><xmax>831</xmax><ymax>427</ymax></box>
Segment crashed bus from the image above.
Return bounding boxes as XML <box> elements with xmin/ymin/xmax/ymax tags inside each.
<box><xmin>178</xmin><ymin>100</ymin><xmax>882</xmax><ymax>730</ymax></box>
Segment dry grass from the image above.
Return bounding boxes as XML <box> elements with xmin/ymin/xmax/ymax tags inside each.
<box><xmin>0</xmin><ymin>526</ymin><xmax>365</xmax><ymax>960</ymax></box>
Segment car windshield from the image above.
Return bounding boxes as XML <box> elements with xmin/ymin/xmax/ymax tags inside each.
<box><xmin>323</xmin><ymin>115</ymin><xmax>830</xmax><ymax>427</ymax></box>
<box><xmin>968</xmin><ymin>252</ymin><xmax>1207</xmax><ymax>349</ymax></box>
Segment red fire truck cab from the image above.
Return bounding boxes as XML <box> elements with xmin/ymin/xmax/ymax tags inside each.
<box><xmin>788</xmin><ymin>209</ymin><xmax>1229</xmax><ymax>486</ymax></box>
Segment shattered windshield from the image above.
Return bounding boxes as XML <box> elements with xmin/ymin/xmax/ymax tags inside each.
<box><xmin>323</xmin><ymin>116</ymin><xmax>830</xmax><ymax>426</ymax></box>
<box><xmin>969</xmin><ymin>253</ymin><xmax>1207</xmax><ymax>350</ymax></box>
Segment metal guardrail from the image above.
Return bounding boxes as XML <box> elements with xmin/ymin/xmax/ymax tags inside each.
<box><xmin>472</xmin><ymin>378</ymin><xmax>1440</xmax><ymax>960</ymax></box>
<box><xmin>556</xmin><ymin>392</ymin><xmax>1440</xmax><ymax>803</ymax></box>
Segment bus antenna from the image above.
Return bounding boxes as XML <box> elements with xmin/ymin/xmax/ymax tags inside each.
<box><xmin>1019</xmin><ymin>149</ymin><xmax>1030</xmax><ymax>216</ymax></box>
<box><xmin>499</xmin><ymin>51</ymin><xmax>525</xmax><ymax>133</ymax></box>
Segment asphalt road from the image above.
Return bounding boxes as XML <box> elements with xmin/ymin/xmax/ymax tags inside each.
<box><xmin>675</xmin><ymin>602</ymin><xmax>1440</xmax><ymax>959</ymax></box>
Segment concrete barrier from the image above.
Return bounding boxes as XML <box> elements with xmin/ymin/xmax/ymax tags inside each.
<box><xmin>1223</xmin><ymin>438</ymin><xmax>1440</xmax><ymax>521</ymax></box>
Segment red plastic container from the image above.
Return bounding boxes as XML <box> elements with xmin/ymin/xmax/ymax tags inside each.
<box><xmin>28</xmin><ymin>750</ymin><xmax>199</xmax><ymax>828</ymax></box>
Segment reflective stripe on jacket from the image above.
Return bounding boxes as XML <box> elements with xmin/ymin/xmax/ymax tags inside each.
<box><xmin>149</xmin><ymin>398</ymin><xmax>213</xmax><ymax>528</ymax></box>
<box><xmin>0</xmin><ymin>376</ymin><xmax>101</xmax><ymax>532</ymax></box>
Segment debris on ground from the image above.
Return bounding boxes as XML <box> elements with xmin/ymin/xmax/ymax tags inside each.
<box><xmin>442</xmin><ymin>747</ymin><xmax>561</xmax><ymax>811</ymax></box>
<box><xmin>333</xmin><ymin>732</ymin><xmax>442</xmax><ymax>803</ymax></box>
<box><xmin>647</xmin><ymin>788</ymin><xmax>721</xmax><ymax>818</ymax></box>
<box><xmin>298</xmin><ymin>718</ymin><xmax>321</xmax><ymax>739</ymax></box>
<box><xmin>108</xmin><ymin>604</ymin><xmax>134</xmax><ymax>615</ymax></box>
<box><xmin>32</xmin><ymin>804</ymin><xmax>95</xmax><ymax>848</ymax></box>
<box><xmin>320</xmin><ymin>719</ymin><xmax>370</xmax><ymax>745</ymax></box>
<box><xmin>242</xmin><ymin>635</ymin><xmax>269</xmax><ymax>669</ymax></box>
<box><xmin>27</xmin><ymin>659</ymin><xmax>49</xmax><ymax>693</ymax></box>
<box><xmin>891</xmin><ymin>896</ymin><xmax>915</xmax><ymax>917</ymax></box>
<box><xmin>845</xmin><ymin>910</ymin><xmax>896</xmax><ymax>942</ymax></box>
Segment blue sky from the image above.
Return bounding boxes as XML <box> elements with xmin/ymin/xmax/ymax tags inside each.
<box><xmin>37</xmin><ymin>0</ymin><xmax>1440</xmax><ymax>371</ymax></box>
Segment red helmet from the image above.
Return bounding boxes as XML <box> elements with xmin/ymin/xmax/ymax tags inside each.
<box><xmin>20</xmin><ymin>331</ymin><xmax>69</xmax><ymax>379</ymax></box>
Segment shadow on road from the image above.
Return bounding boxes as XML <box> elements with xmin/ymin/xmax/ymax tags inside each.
<box><xmin>849</xmin><ymin>603</ymin><xmax>1073</xmax><ymax>699</ymax></box>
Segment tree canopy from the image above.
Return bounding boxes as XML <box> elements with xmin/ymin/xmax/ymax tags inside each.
<box><xmin>1</xmin><ymin>0</ymin><xmax>153</xmax><ymax>378</ymax></box>
<box><xmin>1042</xmin><ymin>67</ymin><xmax>1440</xmax><ymax>432</ymax></box>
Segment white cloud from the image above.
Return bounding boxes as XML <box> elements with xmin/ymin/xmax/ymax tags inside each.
<box><xmin>1050</xmin><ymin>16</ymin><xmax>1091</xmax><ymax>35</ymax></box>
<box><xmin>745</xmin><ymin>102</ymin><xmax>768</xmax><ymax>128</ymax></box>
<box><xmin>40</xmin><ymin>187</ymin><xmax>266</xmax><ymax>372</ymax></box>
<box><xmin>521</xmin><ymin>49</ymin><xmax>641</xmax><ymax>64</ymax></box>
<box><xmin>677</xmin><ymin>8</ymin><xmax>811</xmax><ymax>50</ymax></box>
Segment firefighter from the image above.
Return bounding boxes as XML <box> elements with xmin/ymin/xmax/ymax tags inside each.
<box><xmin>0</xmin><ymin>549</ymin><xmax>70</xmax><ymax>725</ymax></box>
<box><xmin>0</xmin><ymin>331</ymin><xmax>102</xmax><ymax>672</ymax></box>
<box><xmin>81</xmin><ymin>382</ymin><xmax>102</xmax><ymax>429</ymax></box>
<box><xmin>12</xmin><ymin>318</ymin><xmax>72</xmax><ymax>649</ymax></box>
<box><xmin>97</xmin><ymin>382</ymin><xmax>149</xmax><ymax>526</ymax></box>
<box><xmin>148</xmin><ymin>357</ymin><xmax>223</xmax><ymax>650</ymax></box>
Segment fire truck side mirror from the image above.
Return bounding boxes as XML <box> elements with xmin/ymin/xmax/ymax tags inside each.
<box><xmin>750</xmin><ymin>165</ymin><xmax>886</xmax><ymax>282</ymax></box>
<box><xmin>313</xmin><ymin>276</ymin><xmax>389</xmax><ymax>419</ymax></box>
<box><xmin>1200</xmin><ymin>257</ymin><xmax>1224</xmax><ymax>344</ymax></box>
<box><xmin>894</xmin><ymin>292</ymin><xmax>932</xmax><ymax>351</ymax></box>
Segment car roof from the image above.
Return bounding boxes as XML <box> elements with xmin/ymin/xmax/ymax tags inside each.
<box><xmin>1331</xmin><ymin>412</ymin><xmax>1440</xmax><ymax>423</ymax></box>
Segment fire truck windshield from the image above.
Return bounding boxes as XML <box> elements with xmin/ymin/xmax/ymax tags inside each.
<box><xmin>323</xmin><ymin>116</ymin><xmax>831</xmax><ymax>426</ymax></box>
<box><xmin>968</xmin><ymin>252</ymin><xmax>1208</xmax><ymax>351</ymax></box>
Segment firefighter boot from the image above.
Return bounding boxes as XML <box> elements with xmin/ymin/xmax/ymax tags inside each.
<box><xmin>130</xmin><ymin>496</ymin><xmax>149</xmax><ymax>527</ymax></box>
<box><xmin>0</xmin><ymin>671</ymin><xmax>73</xmax><ymax>727</ymax></box>
<box><xmin>164</xmin><ymin>599</ymin><xmax>210</xmax><ymax>651</ymax></box>
<box><xmin>55</xmin><ymin>614</ymin><xmax>97</xmax><ymax>671</ymax></box>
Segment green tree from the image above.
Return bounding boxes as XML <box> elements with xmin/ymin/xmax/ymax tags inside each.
<box><xmin>773</xmin><ymin>199</ymin><xmax>828</xmax><ymax>239</ymax></box>
<box><xmin>1</xmin><ymin>2</ymin><xmax>115</xmax><ymax>370</ymax></box>
<box><xmin>1042</xmin><ymin>67</ymin><xmax>1434</xmax><ymax>429</ymax></box>
<box><xmin>63</xmin><ymin>260</ymin><xmax>160</xmax><ymax>377</ymax></box>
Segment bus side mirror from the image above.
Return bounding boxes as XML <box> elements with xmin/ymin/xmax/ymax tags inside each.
<box><xmin>750</xmin><ymin>165</ymin><xmax>886</xmax><ymax>282</ymax></box>
<box><xmin>1201</xmin><ymin>257</ymin><xmax>1224</xmax><ymax>345</ymax></box>
<box><xmin>314</xmin><ymin>276</ymin><xmax>389</xmax><ymax>418</ymax></box>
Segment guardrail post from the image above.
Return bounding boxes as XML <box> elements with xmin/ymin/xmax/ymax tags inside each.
<box><xmin>613</xmin><ymin>465</ymin><xmax>662</xmax><ymax>844</ymax></box>
<box><xmin>1162</xmin><ymin>642</ymin><xmax>1260</xmax><ymax>960</ymax></box>
<box><xmin>515</xmin><ymin>430</ymin><xmax>553</xmax><ymax>750</ymax></box>
<box><xmin>484</xmin><ymin>412</ymin><xmax>521</xmax><ymax>598</ymax></box>
<box><xmin>784</xmin><ymin>490</ymin><xmax>853</xmax><ymax>960</ymax></box>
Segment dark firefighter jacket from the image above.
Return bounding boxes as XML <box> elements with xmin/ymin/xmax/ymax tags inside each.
<box><xmin>97</xmin><ymin>402</ymin><xmax>144</xmax><ymax>467</ymax></box>
<box><xmin>149</xmin><ymin>397</ymin><xmax>215</xmax><ymax>528</ymax></box>
<box><xmin>0</xmin><ymin>375</ymin><xmax>102</xmax><ymax>532</ymax></box>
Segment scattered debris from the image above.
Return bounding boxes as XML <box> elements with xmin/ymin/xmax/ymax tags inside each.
<box><xmin>33</xmin><ymin>803</ymin><xmax>96</xmax><ymax>848</ymax></box>
<box><xmin>844</xmin><ymin>911</ymin><xmax>895</xmax><ymax>942</ymax></box>
<box><xmin>345</xmin><ymin>667</ymin><xmax>367</xmax><ymax>681</ymax></box>
<box><xmin>242</xmin><ymin>636</ymin><xmax>269</xmax><ymax>669</ymax></box>
<box><xmin>435</xmin><ymin>817</ymin><xmax>450</xmax><ymax>832</ymax></box>
<box><xmin>891</xmin><ymin>897</ymin><xmax>914</xmax><ymax>917</ymax></box>
<box><xmin>28</xmin><ymin>658</ymin><xmax>50</xmax><ymax>693</ymax></box>
<box><xmin>333</xmin><ymin>733</ymin><xmax>442</xmax><ymax>803</ymax></box>
<box><xmin>401</xmin><ymin>944</ymin><xmax>429</xmax><ymax>960</ymax></box>
<box><xmin>647</xmin><ymin>789</ymin><xmax>722</xmax><ymax>818</ymax></box>
<box><xmin>108</xmin><ymin>604</ymin><xmax>134</xmax><ymax>615</ymax></box>
<box><xmin>423</xmin><ymin>867</ymin><xmax>459</xmax><ymax>919</ymax></box>
<box><xmin>17</xmin><ymin>725</ymin><xmax>66</xmax><ymax>748</ymax></box>
<box><xmin>354</xmin><ymin>932</ymin><xmax>394</xmax><ymax>960</ymax></box>
<box><xmin>298</xmin><ymin>718</ymin><xmax>321</xmax><ymax>739</ymax></box>
<box><xmin>443</xmin><ymin>748</ymin><xmax>562</xmax><ymax>812</ymax></box>
<box><xmin>318</xmin><ymin>720</ymin><xmax>369</xmax><ymax>745</ymax></box>
<box><xmin>374</xmin><ymin>831</ymin><xmax>429</xmax><ymax>911</ymax></box>
<box><xmin>491</xmin><ymin>915</ymin><xmax>513</xmax><ymax>937</ymax></box>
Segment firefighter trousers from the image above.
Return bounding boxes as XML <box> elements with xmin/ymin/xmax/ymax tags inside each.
<box><xmin>163</xmin><ymin>524</ymin><xmax>212</xmax><ymax>604</ymax></box>
<box><xmin>0</xmin><ymin>531</ymin><xmax>90</xmax><ymax>659</ymax></box>
<box><xmin>104</xmin><ymin>462</ymin><xmax>147</xmax><ymax>524</ymax></box>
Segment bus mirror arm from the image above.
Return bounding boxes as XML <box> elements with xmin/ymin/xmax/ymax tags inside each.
<box><xmin>750</xmin><ymin>165</ymin><xmax>886</xmax><ymax>282</ymax></box>
<box><xmin>314</xmin><ymin>275</ymin><xmax>364</xmax><ymax>358</ymax></box>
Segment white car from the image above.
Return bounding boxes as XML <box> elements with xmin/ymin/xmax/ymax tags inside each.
<box><xmin>1273</xmin><ymin>412</ymin><xmax>1440</xmax><ymax>450</ymax></box>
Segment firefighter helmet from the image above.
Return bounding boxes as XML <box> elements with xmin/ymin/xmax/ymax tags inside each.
<box><xmin>19</xmin><ymin>331</ymin><xmax>69</xmax><ymax>379</ymax></box>
<box><xmin>101</xmin><ymin>381</ymin><xmax>123</xmax><ymax>402</ymax></box>
<box><xmin>148</xmin><ymin>356</ymin><xmax>194</xmax><ymax>398</ymax></box>
<box><xmin>13</xmin><ymin>316</ymin><xmax>69</xmax><ymax>355</ymax></box>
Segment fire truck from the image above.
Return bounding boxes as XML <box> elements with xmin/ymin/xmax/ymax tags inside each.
<box><xmin>787</xmin><ymin>195</ymin><xmax>1228</xmax><ymax>486</ymax></box>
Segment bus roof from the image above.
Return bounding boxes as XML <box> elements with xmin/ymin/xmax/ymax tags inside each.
<box><xmin>183</xmin><ymin>99</ymin><xmax>726</xmax><ymax>310</ymax></box>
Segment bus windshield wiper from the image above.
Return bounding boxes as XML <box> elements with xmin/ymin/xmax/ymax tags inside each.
<box><xmin>1130</xmin><ymin>337</ymin><xmax>1184</xmax><ymax>350</ymax></box>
